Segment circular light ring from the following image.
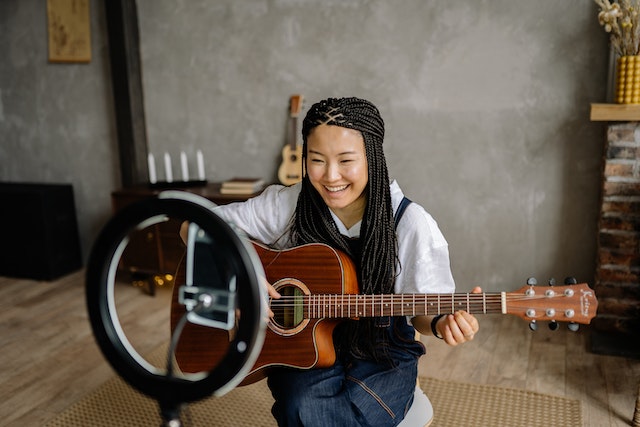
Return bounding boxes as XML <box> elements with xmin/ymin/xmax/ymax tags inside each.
<box><xmin>85</xmin><ymin>194</ymin><xmax>265</xmax><ymax>404</ymax></box>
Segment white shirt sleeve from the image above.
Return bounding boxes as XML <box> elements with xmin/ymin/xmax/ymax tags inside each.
<box><xmin>391</xmin><ymin>181</ymin><xmax>456</xmax><ymax>295</ymax></box>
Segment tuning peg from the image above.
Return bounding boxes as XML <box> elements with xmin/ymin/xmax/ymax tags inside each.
<box><xmin>548</xmin><ymin>278</ymin><xmax>556</xmax><ymax>286</ymax></box>
<box><xmin>564</xmin><ymin>276</ymin><xmax>577</xmax><ymax>285</ymax></box>
<box><xmin>548</xmin><ymin>320</ymin><xmax>559</xmax><ymax>331</ymax></box>
<box><xmin>529</xmin><ymin>320</ymin><xmax>538</xmax><ymax>331</ymax></box>
<box><xmin>526</xmin><ymin>277</ymin><xmax>537</xmax><ymax>286</ymax></box>
<box><xmin>567</xmin><ymin>322</ymin><xmax>580</xmax><ymax>332</ymax></box>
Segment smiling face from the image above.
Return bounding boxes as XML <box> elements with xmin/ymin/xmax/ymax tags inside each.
<box><xmin>305</xmin><ymin>124</ymin><xmax>368</xmax><ymax>228</ymax></box>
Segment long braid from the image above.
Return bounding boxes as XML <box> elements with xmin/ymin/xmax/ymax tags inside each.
<box><xmin>291</xmin><ymin>97</ymin><xmax>396</xmax><ymax>361</ymax></box>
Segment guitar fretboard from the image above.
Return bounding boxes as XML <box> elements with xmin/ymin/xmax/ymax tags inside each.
<box><xmin>297</xmin><ymin>293</ymin><xmax>506</xmax><ymax>318</ymax></box>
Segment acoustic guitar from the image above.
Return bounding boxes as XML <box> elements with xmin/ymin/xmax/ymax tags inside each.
<box><xmin>277</xmin><ymin>95</ymin><xmax>304</xmax><ymax>185</ymax></box>
<box><xmin>170</xmin><ymin>241</ymin><xmax>598</xmax><ymax>386</ymax></box>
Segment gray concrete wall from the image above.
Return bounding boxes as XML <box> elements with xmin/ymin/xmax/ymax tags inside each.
<box><xmin>1</xmin><ymin>0</ymin><xmax>609</xmax><ymax>293</ymax></box>
<box><xmin>137</xmin><ymin>0</ymin><xmax>609</xmax><ymax>291</ymax></box>
<box><xmin>0</xmin><ymin>0</ymin><xmax>118</xmax><ymax>264</ymax></box>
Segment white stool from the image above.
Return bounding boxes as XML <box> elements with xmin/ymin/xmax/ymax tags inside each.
<box><xmin>397</xmin><ymin>385</ymin><xmax>433</xmax><ymax>427</ymax></box>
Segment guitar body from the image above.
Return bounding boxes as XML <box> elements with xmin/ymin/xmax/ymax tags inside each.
<box><xmin>171</xmin><ymin>242</ymin><xmax>358</xmax><ymax>385</ymax></box>
<box><xmin>277</xmin><ymin>144</ymin><xmax>303</xmax><ymax>186</ymax></box>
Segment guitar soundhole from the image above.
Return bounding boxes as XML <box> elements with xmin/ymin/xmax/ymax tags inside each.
<box><xmin>269</xmin><ymin>279</ymin><xmax>310</xmax><ymax>336</ymax></box>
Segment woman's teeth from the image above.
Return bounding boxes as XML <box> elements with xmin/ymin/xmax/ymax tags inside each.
<box><xmin>325</xmin><ymin>185</ymin><xmax>348</xmax><ymax>192</ymax></box>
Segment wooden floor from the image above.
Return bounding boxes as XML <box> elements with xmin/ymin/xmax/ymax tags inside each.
<box><xmin>0</xmin><ymin>270</ymin><xmax>638</xmax><ymax>426</ymax></box>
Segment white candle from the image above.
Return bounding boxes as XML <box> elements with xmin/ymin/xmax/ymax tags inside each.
<box><xmin>180</xmin><ymin>151</ymin><xmax>189</xmax><ymax>181</ymax></box>
<box><xmin>164</xmin><ymin>152</ymin><xmax>173</xmax><ymax>183</ymax></box>
<box><xmin>147</xmin><ymin>153</ymin><xmax>157</xmax><ymax>184</ymax></box>
<box><xmin>196</xmin><ymin>149</ymin><xmax>205</xmax><ymax>181</ymax></box>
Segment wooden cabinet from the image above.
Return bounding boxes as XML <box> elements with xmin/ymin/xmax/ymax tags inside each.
<box><xmin>111</xmin><ymin>183</ymin><xmax>259</xmax><ymax>285</ymax></box>
<box><xmin>0</xmin><ymin>183</ymin><xmax>82</xmax><ymax>280</ymax></box>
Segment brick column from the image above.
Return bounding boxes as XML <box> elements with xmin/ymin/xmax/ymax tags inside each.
<box><xmin>592</xmin><ymin>122</ymin><xmax>640</xmax><ymax>357</ymax></box>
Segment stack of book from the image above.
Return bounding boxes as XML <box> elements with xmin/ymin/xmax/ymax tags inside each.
<box><xmin>220</xmin><ymin>177</ymin><xmax>265</xmax><ymax>194</ymax></box>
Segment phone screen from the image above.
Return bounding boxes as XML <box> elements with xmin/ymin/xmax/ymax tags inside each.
<box><xmin>179</xmin><ymin>222</ymin><xmax>236</xmax><ymax>330</ymax></box>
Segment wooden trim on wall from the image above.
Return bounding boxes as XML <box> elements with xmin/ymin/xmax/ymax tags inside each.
<box><xmin>590</xmin><ymin>103</ymin><xmax>640</xmax><ymax>122</ymax></box>
<box><xmin>104</xmin><ymin>0</ymin><xmax>148</xmax><ymax>187</ymax></box>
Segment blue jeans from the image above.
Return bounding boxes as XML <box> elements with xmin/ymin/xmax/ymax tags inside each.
<box><xmin>267</xmin><ymin>317</ymin><xmax>425</xmax><ymax>427</ymax></box>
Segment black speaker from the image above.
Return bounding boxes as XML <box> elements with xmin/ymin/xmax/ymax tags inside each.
<box><xmin>0</xmin><ymin>183</ymin><xmax>82</xmax><ymax>280</ymax></box>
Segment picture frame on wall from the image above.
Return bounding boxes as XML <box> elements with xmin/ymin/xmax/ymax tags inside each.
<box><xmin>47</xmin><ymin>0</ymin><xmax>91</xmax><ymax>63</ymax></box>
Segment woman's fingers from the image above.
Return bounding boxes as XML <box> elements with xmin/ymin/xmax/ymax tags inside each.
<box><xmin>263</xmin><ymin>277</ymin><xmax>280</xmax><ymax>319</ymax></box>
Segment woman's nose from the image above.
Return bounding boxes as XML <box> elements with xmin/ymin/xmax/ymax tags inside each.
<box><xmin>324</xmin><ymin>162</ymin><xmax>340</xmax><ymax>181</ymax></box>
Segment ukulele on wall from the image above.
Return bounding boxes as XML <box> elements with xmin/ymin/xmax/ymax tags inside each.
<box><xmin>170</xmin><ymin>241</ymin><xmax>599</xmax><ymax>386</ymax></box>
<box><xmin>277</xmin><ymin>94</ymin><xmax>304</xmax><ymax>186</ymax></box>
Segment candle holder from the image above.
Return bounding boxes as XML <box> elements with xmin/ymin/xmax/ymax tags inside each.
<box><xmin>148</xmin><ymin>180</ymin><xmax>208</xmax><ymax>190</ymax></box>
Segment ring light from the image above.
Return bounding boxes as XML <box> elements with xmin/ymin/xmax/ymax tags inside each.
<box><xmin>85</xmin><ymin>191</ymin><xmax>265</xmax><ymax>423</ymax></box>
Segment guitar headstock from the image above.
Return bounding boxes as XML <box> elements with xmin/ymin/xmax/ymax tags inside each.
<box><xmin>289</xmin><ymin>94</ymin><xmax>304</xmax><ymax>118</ymax></box>
<box><xmin>506</xmin><ymin>282</ymin><xmax>598</xmax><ymax>329</ymax></box>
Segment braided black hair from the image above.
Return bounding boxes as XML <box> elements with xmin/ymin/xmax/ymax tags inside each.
<box><xmin>290</xmin><ymin>97</ymin><xmax>397</xmax><ymax>361</ymax></box>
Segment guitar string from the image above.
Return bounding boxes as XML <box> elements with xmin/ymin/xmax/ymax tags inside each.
<box><xmin>267</xmin><ymin>294</ymin><xmax>570</xmax><ymax>317</ymax></box>
<box><xmin>267</xmin><ymin>294</ymin><xmax>569</xmax><ymax>303</ymax></box>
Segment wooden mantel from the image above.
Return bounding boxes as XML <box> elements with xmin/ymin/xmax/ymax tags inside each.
<box><xmin>590</xmin><ymin>103</ymin><xmax>640</xmax><ymax>121</ymax></box>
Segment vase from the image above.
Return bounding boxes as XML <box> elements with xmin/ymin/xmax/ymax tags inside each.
<box><xmin>616</xmin><ymin>55</ymin><xmax>640</xmax><ymax>104</ymax></box>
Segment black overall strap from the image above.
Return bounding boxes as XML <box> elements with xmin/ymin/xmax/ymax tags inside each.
<box><xmin>394</xmin><ymin>196</ymin><xmax>412</xmax><ymax>229</ymax></box>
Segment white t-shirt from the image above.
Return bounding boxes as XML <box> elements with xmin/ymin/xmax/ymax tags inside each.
<box><xmin>212</xmin><ymin>180</ymin><xmax>455</xmax><ymax>295</ymax></box>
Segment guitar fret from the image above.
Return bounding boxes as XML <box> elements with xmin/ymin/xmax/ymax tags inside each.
<box><xmin>324</xmin><ymin>294</ymin><xmax>327</xmax><ymax>318</ymax></box>
<box><xmin>352</xmin><ymin>294</ymin><xmax>356</xmax><ymax>317</ymax></box>
<box><xmin>331</xmin><ymin>294</ymin><xmax>334</xmax><ymax>318</ymax></box>
<box><xmin>412</xmin><ymin>294</ymin><xmax>416</xmax><ymax>317</ymax></box>
<box><xmin>391</xmin><ymin>295</ymin><xmax>394</xmax><ymax>316</ymax></box>
<box><xmin>364</xmin><ymin>294</ymin><xmax>367</xmax><ymax>317</ymax></box>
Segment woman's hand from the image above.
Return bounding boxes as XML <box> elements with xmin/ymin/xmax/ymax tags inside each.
<box><xmin>264</xmin><ymin>277</ymin><xmax>281</xmax><ymax>319</ymax></box>
<box><xmin>436</xmin><ymin>286</ymin><xmax>482</xmax><ymax>346</ymax></box>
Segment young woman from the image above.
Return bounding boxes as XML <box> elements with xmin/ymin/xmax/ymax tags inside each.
<box><xmin>207</xmin><ymin>97</ymin><xmax>480</xmax><ymax>426</ymax></box>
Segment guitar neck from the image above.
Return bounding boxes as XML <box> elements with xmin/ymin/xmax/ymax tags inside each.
<box><xmin>271</xmin><ymin>282</ymin><xmax>596</xmax><ymax>325</ymax></box>
<box><xmin>288</xmin><ymin>94</ymin><xmax>303</xmax><ymax>150</ymax></box>
<box><xmin>289</xmin><ymin>115</ymin><xmax>298</xmax><ymax>150</ymax></box>
<box><xmin>302</xmin><ymin>292</ymin><xmax>505</xmax><ymax>318</ymax></box>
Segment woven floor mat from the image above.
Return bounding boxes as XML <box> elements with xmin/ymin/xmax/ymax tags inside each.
<box><xmin>423</xmin><ymin>377</ymin><xmax>582</xmax><ymax>427</ymax></box>
<box><xmin>46</xmin><ymin>375</ymin><xmax>582</xmax><ymax>427</ymax></box>
<box><xmin>46</xmin><ymin>345</ymin><xmax>582</xmax><ymax>427</ymax></box>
